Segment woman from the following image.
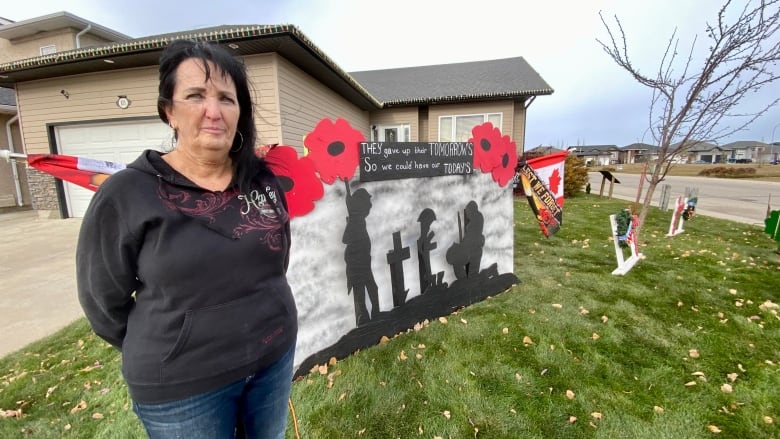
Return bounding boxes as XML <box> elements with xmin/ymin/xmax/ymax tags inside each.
<box><xmin>76</xmin><ymin>39</ymin><xmax>297</xmax><ymax>438</ymax></box>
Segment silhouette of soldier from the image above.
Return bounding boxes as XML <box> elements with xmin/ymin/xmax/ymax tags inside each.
<box><xmin>343</xmin><ymin>184</ymin><xmax>379</xmax><ymax>326</ymax></box>
<box><xmin>417</xmin><ymin>208</ymin><xmax>437</xmax><ymax>294</ymax></box>
<box><xmin>446</xmin><ymin>201</ymin><xmax>484</xmax><ymax>280</ymax></box>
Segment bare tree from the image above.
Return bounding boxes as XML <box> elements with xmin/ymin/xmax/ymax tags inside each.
<box><xmin>598</xmin><ymin>0</ymin><xmax>780</xmax><ymax>236</ymax></box>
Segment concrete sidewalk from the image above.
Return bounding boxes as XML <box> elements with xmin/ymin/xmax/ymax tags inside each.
<box><xmin>0</xmin><ymin>210</ymin><xmax>84</xmax><ymax>358</ymax></box>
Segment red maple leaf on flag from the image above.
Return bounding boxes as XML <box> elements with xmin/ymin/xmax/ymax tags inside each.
<box><xmin>548</xmin><ymin>168</ymin><xmax>561</xmax><ymax>194</ymax></box>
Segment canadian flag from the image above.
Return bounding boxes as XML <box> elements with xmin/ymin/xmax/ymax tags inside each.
<box><xmin>526</xmin><ymin>150</ymin><xmax>568</xmax><ymax>207</ymax></box>
<box><xmin>26</xmin><ymin>154</ymin><xmax>124</xmax><ymax>192</ymax></box>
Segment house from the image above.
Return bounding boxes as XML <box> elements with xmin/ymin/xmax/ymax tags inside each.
<box><xmin>522</xmin><ymin>145</ymin><xmax>565</xmax><ymax>160</ymax></box>
<box><xmin>684</xmin><ymin>140</ymin><xmax>769</xmax><ymax>163</ymax></box>
<box><xmin>0</xmin><ymin>11</ymin><xmax>553</xmax><ymax>218</ymax></box>
<box><xmin>569</xmin><ymin>144</ymin><xmax>619</xmax><ymax>166</ymax></box>
<box><xmin>619</xmin><ymin>142</ymin><xmax>659</xmax><ymax>164</ymax></box>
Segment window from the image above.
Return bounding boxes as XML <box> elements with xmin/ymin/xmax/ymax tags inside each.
<box><xmin>40</xmin><ymin>45</ymin><xmax>56</xmax><ymax>55</ymax></box>
<box><xmin>371</xmin><ymin>124</ymin><xmax>410</xmax><ymax>142</ymax></box>
<box><xmin>438</xmin><ymin>113</ymin><xmax>502</xmax><ymax>141</ymax></box>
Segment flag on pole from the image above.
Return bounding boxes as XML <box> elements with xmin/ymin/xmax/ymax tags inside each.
<box><xmin>516</xmin><ymin>150</ymin><xmax>568</xmax><ymax>237</ymax></box>
<box><xmin>27</xmin><ymin>154</ymin><xmax>124</xmax><ymax>192</ymax></box>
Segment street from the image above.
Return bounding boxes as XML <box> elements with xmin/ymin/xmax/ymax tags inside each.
<box><xmin>588</xmin><ymin>172</ymin><xmax>780</xmax><ymax>226</ymax></box>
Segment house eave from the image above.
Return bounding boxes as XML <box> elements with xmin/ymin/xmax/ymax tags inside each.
<box><xmin>0</xmin><ymin>24</ymin><xmax>382</xmax><ymax>111</ymax></box>
<box><xmin>382</xmin><ymin>89</ymin><xmax>554</xmax><ymax>107</ymax></box>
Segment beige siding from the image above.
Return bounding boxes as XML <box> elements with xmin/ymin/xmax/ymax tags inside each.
<box><xmin>0</xmin><ymin>29</ymin><xmax>77</xmax><ymax>63</ymax></box>
<box><xmin>15</xmin><ymin>66</ymin><xmax>161</xmax><ymax>154</ymax></box>
<box><xmin>367</xmin><ymin>107</ymin><xmax>419</xmax><ymax>141</ymax></box>
<box><xmin>276</xmin><ymin>55</ymin><xmax>368</xmax><ymax>154</ymax></box>
<box><xmin>77</xmin><ymin>34</ymin><xmax>115</xmax><ymax>48</ymax></box>
<box><xmin>427</xmin><ymin>101</ymin><xmax>515</xmax><ymax>142</ymax></box>
<box><xmin>244</xmin><ymin>54</ymin><xmax>282</xmax><ymax>148</ymax></box>
<box><xmin>512</xmin><ymin>99</ymin><xmax>527</xmax><ymax>155</ymax></box>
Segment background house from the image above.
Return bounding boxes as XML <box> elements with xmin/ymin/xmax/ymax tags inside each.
<box><xmin>569</xmin><ymin>144</ymin><xmax>619</xmax><ymax>166</ymax></box>
<box><xmin>0</xmin><ymin>11</ymin><xmax>553</xmax><ymax>218</ymax></box>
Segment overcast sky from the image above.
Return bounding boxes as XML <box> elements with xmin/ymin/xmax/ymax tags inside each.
<box><xmin>4</xmin><ymin>0</ymin><xmax>780</xmax><ymax>148</ymax></box>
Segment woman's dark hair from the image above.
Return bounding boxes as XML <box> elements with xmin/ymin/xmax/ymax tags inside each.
<box><xmin>157</xmin><ymin>39</ymin><xmax>261</xmax><ymax>190</ymax></box>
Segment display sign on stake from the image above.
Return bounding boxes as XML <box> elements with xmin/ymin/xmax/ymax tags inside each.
<box><xmin>610</xmin><ymin>213</ymin><xmax>643</xmax><ymax>275</ymax></box>
<box><xmin>666</xmin><ymin>196</ymin><xmax>687</xmax><ymax>237</ymax></box>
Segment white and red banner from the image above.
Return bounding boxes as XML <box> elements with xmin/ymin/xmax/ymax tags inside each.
<box><xmin>26</xmin><ymin>154</ymin><xmax>124</xmax><ymax>191</ymax></box>
<box><xmin>516</xmin><ymin>150</ymin><xmax>568</xmax><ymax>237</ymax></box>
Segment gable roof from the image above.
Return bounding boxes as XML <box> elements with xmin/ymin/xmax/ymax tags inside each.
<box><xmin>621</xmin><ymin>142</ymin><xmax>658</xmax><ymax>151</ymax></box>
<box><xmin>349</xmin><ymin>57</ymin><xmax>553</xmax><ymax>106</ymax></box>
<box><xmin>568</xmin><ymin>145</ymin><xmax>619</xmax><ymax>153</ymax></box>
<box><xmin>720</xmin><ymin>140</ymin><xmax>769</xmax><ymax>149</ymax></box>
<box><xmin>0</xmin><ymin>11</ymin><xmax>130</xmax><ymax>41</ymax></box>
<box><xmin>0</xmin><ymin>24</ymin><xmax>382</xmax><ymax>111</ymax></box>
<box><xmin>0</xmin><ymin>21</ymin><xmax>554</xmax><ymax>112</ymax></box>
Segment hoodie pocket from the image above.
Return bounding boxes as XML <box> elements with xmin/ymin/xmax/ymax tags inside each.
<box><xmin>159</xmin><ymin>283</ymin><xmax>295</xmax><ymax>384</ymax></box>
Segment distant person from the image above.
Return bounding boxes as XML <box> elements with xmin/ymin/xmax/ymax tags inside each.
<box><xmin>76</xmin><ymin>39</ymin><xmax>297</xmax><ymax>438</ymax></box>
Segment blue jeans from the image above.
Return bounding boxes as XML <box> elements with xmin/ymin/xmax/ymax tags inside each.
<box><xmin>133</xmin><ymin>345</ymin><xmax>295</xmax><ymax>439</ymax></box>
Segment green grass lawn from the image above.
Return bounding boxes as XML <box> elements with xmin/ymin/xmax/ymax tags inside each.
<box><xmin>1</xmin><ymin>194</ymin><xmax>778</xmax><ymax>438</ymax></box>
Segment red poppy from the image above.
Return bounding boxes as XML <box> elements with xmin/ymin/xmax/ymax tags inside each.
<box><xmin>470</xmin><ymin>122</ymin><xmax>504</xmax><ymax>173</ymax></box>
<box><xmin>263</xmin><ymin>145</ymin><xmax>324</xmax><ymax>218</ymax></box>
<box><xmin>491</xmin><ymin>136</ymin><xmax>518</xmax><ymax>187</ymax></box>
<box><xmin>304</xmin><ymin>118</ymin><xmax>364</xmax><ymax>184</ymax></box>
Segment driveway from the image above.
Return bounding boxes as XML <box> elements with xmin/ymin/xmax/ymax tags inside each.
<box><xmin>0</xmin><ymin>210</ymin><xmax>84</xmax><ymax>358</ymax></box>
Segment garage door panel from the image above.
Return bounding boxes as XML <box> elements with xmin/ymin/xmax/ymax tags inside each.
<box><xmin>56</xmin><ymin>119</ymin><xmax>170</xmax><ymax>217</ymax></box>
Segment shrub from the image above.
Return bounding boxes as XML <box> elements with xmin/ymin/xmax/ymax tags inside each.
<box><xmin>564</xmin><ymin>154</ymin><xmax>589</xmax><ymax>198</ymax></box>
<box><xmin>698</xmin><ymin>166</ymin><xmax>757</xmax><ymax>177</ymax></box>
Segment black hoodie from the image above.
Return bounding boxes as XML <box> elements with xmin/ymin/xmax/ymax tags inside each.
<box><xmin>76</xmin><ymin>150</ymin><xmax>297</xmax><ymax>403</ymax></box>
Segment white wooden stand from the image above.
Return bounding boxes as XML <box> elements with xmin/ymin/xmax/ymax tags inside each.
<box><xmin>666</xmin><ymin>196</ymin><xmax>687</xmax><ymax>237</ymax></box>
<box><xmin>610</xmin><ymin>213</ymin><xmax>643</xmax><ymax>275</ymax></box>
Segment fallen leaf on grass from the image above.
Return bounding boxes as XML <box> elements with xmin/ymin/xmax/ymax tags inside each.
<box><xmin>759</xmin><ymin>300</ymin><xmax>778</xmax><ymax>311</ymax></box>
<box><xmin>502</xmin><ymin>327</ymin><xmax>509</xmax><ymax>334</ymax></box>
<box><xmin>523</xmin><ymin>336</ymin><xmax>534</xmax><ymax>346</ymax></box>
<box><xmin>685</xmin><ymin>381</ymin><xmax>697</xmax><ymax>387</ymax></box>
<box><xmin>70</xmin><ymin>400</ymin><xmax>87</xmax><ymax>414</ymax></box>
<box><xmin>653</xmin><ymin>406</ymin><xmax>664</xmax><ymax>414</ymax></box>
<box><xmin>92</xmin><ymin>413</ymin><xmax>104</xmax><ymax>419</ymax></box>
<box><xmin>579</xmin><ymin>307</ymin><xmax>589</xmax><ymax>315</ymax></box>
<box><xmin>738</xmin><ymin>364</ymin><xmax>746</xmax><ymax>372</ymax></box>
<box><xmin>438</xmin><ymin>317</ymin><xmax>448</xmax><ymax>324</ymax></box>
<box><xmin>443</xmin><ymin>410</ymin><xmax>451</xmax><ymax>419</ymax></box>
<box><xmin>720</xmin><ymin>384</ymin><xmax>733</xmax><ymax>393</ymax></box>
<box><xmin>1</xmin><ymin>409</ymin><xmax>22</xmax><ymax>418</ymax></box>
<box><xmin>460</xmin><ymin>318</ymin><xmax>468</xmax><ymax>325</ymax></box>
<box><xmin>688</xmin><ymin>349</ymin><xmax>700</xmax><ymax>359</ymax></box>
<box><xmin>552</xmin><ymin>304</ymin><xmax>563</xmax><ymax>309</ymax></box>
<box><xmin>707</xmin><ymin>425</ymin><xmax>722</xmax><ymax>433</ymax></box>
<box><xmin>763</xmin><ymin>416</ymin><xmax>773</xmax><ymax>424</ymax></box>
<box><xmin>591</xmin><ymin>333</ymin><xmax>600</xmax><ymax>340</ymax></box>
<box><xmin>568</xmin><ymin>416</ymin><xmax>577</xmax><ymax>423</ymax></box>
<box><xmin>566</xmin><ymin>390</ymin><xmax>575</xmax><ymax>400</ymax></box>
<box><xmin>591</xmin><ymin>412</ymin><xmax>603</xmax><ymax>420</ymax></box>
<box><xmin>728</xmin><ymin>289</ymin><xmax>737</xmax><ymax>295</ymax></box>
<box><xmin>45</xmin><ymin>386</ymin><xmax>58</xmax><ymax>398</ymax></box>
<box><xmin>601</xmin><ymin>315</ymin><xmax>609</xmax><ymax>323</ymax></box>
<box><xmin>727</xmin><ymin>373</ymin><xmax>738</xmax><ymax>382</ymax></box>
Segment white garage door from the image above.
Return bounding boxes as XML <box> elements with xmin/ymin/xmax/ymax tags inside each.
<box><xmin>56</xmin><ymin>119</ymin><xmax>171</xmax><ymax>218</ymax></box>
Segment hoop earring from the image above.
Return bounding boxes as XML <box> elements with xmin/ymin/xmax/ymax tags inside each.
<box><xmin>231</xmin><ymin>131</ymin><xmax>244</xmax><ymax>153</ymax></box>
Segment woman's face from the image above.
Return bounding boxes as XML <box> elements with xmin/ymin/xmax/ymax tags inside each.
<box><xmin>165</xmin><ymin>58</ymin><xmax>240</xmax><ymax>156</ymax></box>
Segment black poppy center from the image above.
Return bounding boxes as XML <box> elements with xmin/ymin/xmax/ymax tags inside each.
<box><xmin>277</xmin><ymin>175</ymin><xmax>294</xmax><ymax>192</ymax></box>
<box><xmin>502</xmin><ymin>153</ymin><xmax>509</xmax><ymax>167</ymax></box>
<box><xmin>480</xmin><ymin>138</ymin><xmax>491</xmax><ymax>152</ymax></box>
<box><xmin>328</xmin><ymin>141</ymin><xmax>345</xmax><ymax>156</ymax></box>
